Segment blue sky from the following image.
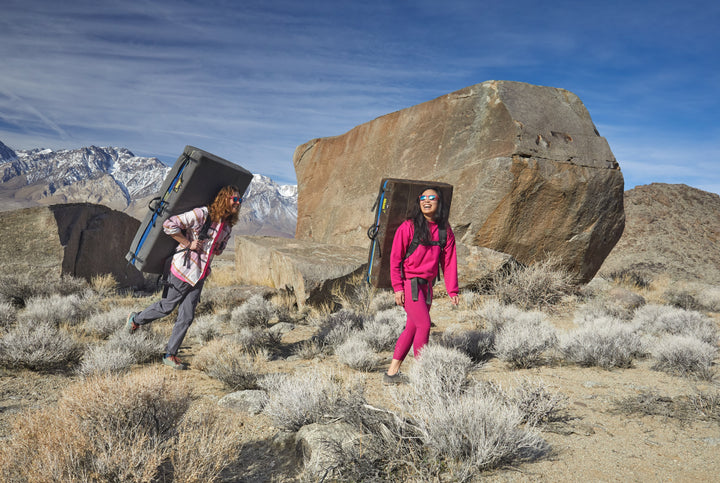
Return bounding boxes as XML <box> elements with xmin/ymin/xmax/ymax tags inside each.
<box><xmin>1</xmin><ymin>0</ymin><xmax>718</xmax><ymax>192</ymax></box>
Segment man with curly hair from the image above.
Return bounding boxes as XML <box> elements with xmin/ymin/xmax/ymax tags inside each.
<box><xmin>126</xmin><ymin>185</ymin><xmax>242</xmax><ymax>369</ymax></box>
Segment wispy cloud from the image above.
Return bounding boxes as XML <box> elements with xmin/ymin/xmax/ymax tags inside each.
<box><xmin>1</xmin><ymin>0</ymin><xmax>718</xmax><ymax>190</ymax></box>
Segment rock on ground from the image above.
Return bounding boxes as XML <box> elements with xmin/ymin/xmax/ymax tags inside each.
<box><xmin>0</xmin><ymin>203</ymin><xmax>144</xmax><ymax>287</ymax></box>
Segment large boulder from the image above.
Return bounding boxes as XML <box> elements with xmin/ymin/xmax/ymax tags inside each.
<box><xmin>294</xmin><ymin>80</ymin><xmax>625</xmax><ymax>282</ymax></box>
<box><xmin>0</xmin><ymin>203</ymin><xmax>144</xmax><ymax>287</ymax></box>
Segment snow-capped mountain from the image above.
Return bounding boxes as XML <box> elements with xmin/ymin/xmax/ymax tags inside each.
<box><xmin>0</xmin><ymin>141</ymin><xmax>17</xmax><ymax>162</ymax></box>
<box><xmin>0</xmin><ymin>141</ymin><xmax>297</xmax><ymax>237</ymax></box>
<box><xmin>0</xmin><ymin>142</ymin><xmax>169</xmax><ymax>204</ymax></box>
<box><xmin>237</xmin><ymin>174</ymin><xmax>297</xmax><ymax>237</ymax></box>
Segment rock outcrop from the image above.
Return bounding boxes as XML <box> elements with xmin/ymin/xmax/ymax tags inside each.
<box><xmin>294</xmin><ymin>80</ymin><xmax>625</xmax><ymax>282</ymax></box>
<box><xmin>234</xmin><ymin>236</ymin><xmax>367</xmax><ymax>307</ymax></box>
<box><xmin>233</xmin><ymin>235</ymin><xmax>514</xmax><ymax>306</ymax></box>
<box><xmin>0</xmin><ymin>203</ymin><xmax>144</xmax><ymax>287</ymax></box>
<box><xmin>599</xmin><ymin>183</ymin><xmax>720</xmax><ymax>284</ymax></box>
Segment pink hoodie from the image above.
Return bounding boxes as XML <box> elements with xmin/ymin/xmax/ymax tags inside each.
<box><xmin>390</xmin><ymin>219</ymin><xmax>459</xmax><ymax>297</ymax></box>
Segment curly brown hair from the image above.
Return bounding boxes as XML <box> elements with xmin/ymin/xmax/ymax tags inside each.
<box><xmin>208</xmin><ymin>185</ymin><xmax>241</xmax><ymax>226</ymax></box>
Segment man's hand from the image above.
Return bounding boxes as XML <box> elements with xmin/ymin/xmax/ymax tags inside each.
<box><xmin>394</xmin><ymin>291</ymin><xmax>405</xmax><ymax>306</ymax></box>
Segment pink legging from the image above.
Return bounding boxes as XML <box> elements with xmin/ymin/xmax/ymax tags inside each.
<box><xmin>393</xmin><ymin>279</ymin><xmax>433</xmax><ymax>361</ymax></box>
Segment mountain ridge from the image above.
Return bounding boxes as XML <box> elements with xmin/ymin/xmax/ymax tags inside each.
<box><xmin>0</xmin><ymin>140</ymin><xmax>297</xmax><ymax>237</ymax></box>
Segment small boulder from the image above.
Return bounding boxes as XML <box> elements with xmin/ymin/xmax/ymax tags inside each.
<box><xmin>218</xmin><ymin>390</ymin><xmax>269</xmax><ymax>415</ymax></box>
<box><xmin>0</xmin><ymin>203</ymin><xmax>144</xmax><ymax>287</ymax></box>
<box><xmin>234</xmin><ymin>236</ymin><xmax>366</xmax><ymax>307</ymax></box>
<box><xmin>295</xmin><ymin>422</ymin><xmax>380</xmax><ymax>479</ymax></box>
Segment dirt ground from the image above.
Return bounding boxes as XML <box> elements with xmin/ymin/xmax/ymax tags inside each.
<box><xmin>1</xmin><ymin>291</ymin><xmax>719</xmax><ymax>482</ymax></box>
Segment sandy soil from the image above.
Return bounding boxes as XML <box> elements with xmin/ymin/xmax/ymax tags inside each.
<box><xmin>1</xmin><ymin>293</ymin><xmax>719</xmax><ymax>482</ymax></box>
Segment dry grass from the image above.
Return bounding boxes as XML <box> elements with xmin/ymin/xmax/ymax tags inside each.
<box><xmin>1</xmin><ymin>264</ymin><xmax>719</xmax><ymax>481</ymax></box>
<box><xmin>613</xmin><ymin>390</ymin><xmax>720</xmax><ymax>424</ymax></box>
<box><xmin>171</xmin><ymin>400</ymin><xmax>244</xmax><ymax>483</ymax></box>
<box><xmin>0</xmin><ymin>368</ymin><xmax>192</xmax><ymax>481</ymax></box>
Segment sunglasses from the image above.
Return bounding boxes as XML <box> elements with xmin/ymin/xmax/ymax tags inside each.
<box><xmin>419</xmin><ymin>195</ymin><xmax>437</xmax><ymax>201</ymax></box>
<box><xmin>230</xmin><ymin>196</ymin><xmax>242</xmax><ymax>203</ymax></box>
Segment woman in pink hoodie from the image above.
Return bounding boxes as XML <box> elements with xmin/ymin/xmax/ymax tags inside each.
<box><xmin>384</xmin><ymin>187</ymin><xmax>459</xmax><ymax>384</ymax></box>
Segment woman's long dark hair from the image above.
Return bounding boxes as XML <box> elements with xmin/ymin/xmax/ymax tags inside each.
<box><xmin>409</xmin><ymin>186</ymin><xmax>449</xmax><ymax>245</ymax></box>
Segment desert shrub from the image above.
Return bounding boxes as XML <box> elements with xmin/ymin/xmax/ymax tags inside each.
<box><xmin>691</xmin><ymin>391</ymin><xmax>720</xmax><ymax>423</ymax></box>
<box><xmin>369</xmin><ymin>289</ymin><xmax>397</xmax><ymax>313</ymax></box>
<box><xmin>578</xmin><ymin>277</ymin><xmax>612</xmax><ymax>299</ymax></box>
<box><xmin>632</xmin><ymin>304</ymin><xmax>717</xmax><ymax>345</ymax></box>
<box><xmin>230</xmin><ymin>294</ymin><xmax>276</xmax><ymax>329</ymax></box>
<box><xmin>83</xmin><ymin>307</ymin><xmax>129</xmax><ymax>338</ymax></box>
<box><xmin>77</xmin><ymin>343</ymin><xmax>137</xmax><ymax>376</ymax></box>
<box><xmin>494</xmin><ymin>314</ymin><xmax>558</xmax><ymax>368</ymax></box>
<box><xmin>333</xmin><ymin>276</ymin><xmax>381</xmax><ymax>315</ymax></box>
<box><xmin>0</xmin><ymin>273</ymin><xmax>89</xmax><ymax>308</ymax></box>
<box><xmin>458</xmin><ymin>289</ymin><xmax>483</xmax><ymax>310</ymax></box>
<box><xmin>90</xmin><ymin>273</ymin><xmax>118</xmax><ymax>297</ymax></box>
<box><xmin>664</xmin><ymin>288</ymin><xmax>702</xmax><ymax>311</ymax></box>
<box><xmin>606</xmin><ymin>268</ymin><xmax>652</xmax><ymax>289</ymax></box>
<box><xmin>261</xmin><ymin>367</ymin><xmax>363</xmax><ymax>431</ymax></box>
<box><xmin>316</xmin><ymin>309</ymin><xmax>367</xmax><ymax>350</ymax></box>
<box><xmin>408</xmin><ymin>345</ymin><xmax>475</xmax><ymax>398</ymax></box>
<box><xmin>293</xmin><ymin>339</ymin><xmax>324</xmax><ymax>359</ymax></box>
<box><xmin>509</xmin><ymin>378</ymin><xmax>568</xmax><ymax>426</ymax></box>
<box><xmin>170</xmin><ymin>401</ymin><xmax>243</xmax><ymax>483</ymax></box>
<box><xmin>476</xmin><ymin>299</ymin><xmax>527</xmax><ymax>332</ymax></box>
<box><xmin>198</xmin><ymin>285</ymin><xmax>254</xmax><ymax>313</ymax></box>
<box><xmin>359</xmin><ymin>308</ymin><xmax>405</xmax><ymax>351</ymax></box>
<box><xmin>575</xmin><ymin>291</ymin><xmax>639</xmax><ymax>322</ymax></box>
<box><xmin>0</xmin><ymin>369</ymin><xmax>192</xmax><ymax>482</ymax></box>
<box><xmin>402</xmin><ymin>384</ymin><xmax>549</xmax><ymax>477</ymax></box>
<box><xmin>234</xmin><ymin>326</ymin><xmax>281</xmax><ymax>352</ymax></box>
<box><xmin>77</xmin><ymin>329</ymin><xmax>164</xmax><ymax>376</ymax></box>
<box><xmin>650</xmin><ymin>334</ymin><xmax>717</xmax><ymax>380</ymax></box>
<box><xmin>613</xmin><ymin>390</ymin><xmax>720</xmax><ymax>424</ymax></box>
<box><xmin>696</xmin><ymin>285</ymin><xmax>720</xmax><ymax>312</ymax></box>
<box><xmin>491</xmin><ymin>257</ymin><xmax>576</xmax><ymax>310</ymax></box>
<box><xmin>439</xmin><ymin>324</ymin><xmax>494</xmax><ymax>362</ymax></box>
<box><xmin>0</xmin><ymin>321</ymin><xmax>83</xmax><ymax>371</ymax></box>
<box><xmin>189</xmin><ymin>313</ymin><xmax>222</xmax><ymax>344</ymax></box>
<box><xmin>0</xmin><ymin>274</ymin><xmax>45</xmax><ymax>307</ymax></box>
<box><xmin>193</xmin><ymin>339</ymin><xmax>260</xmax><ymax>390</ymax></box>
<box><xmin>0</xmin><ymin>301</ymin><xmax>17</xmax><ymax>327</ymax></box>
<box><xmin>18</xmin><ymin>291</ymin><xmax>98</xmax><ymax>327</ymax></box>
<box><xmin>560</xmin><ymin>316</ymin><xmax>644</xmax><ymax>369</ymax></box>
<box><xmin>336</xmin><ymin>334</ymin><xmax>380</xmax><ymax>371</ymax></box>
<box><xmin>109</xmin><ymin>328</ymin><xmax>164</xmax><ymax>361</ymax></box>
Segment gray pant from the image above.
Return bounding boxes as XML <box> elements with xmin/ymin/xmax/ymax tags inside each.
<box><xmin>135</xmin><ymin>272</ymin><xmax>205</xmax><ymax>356</ymax></box>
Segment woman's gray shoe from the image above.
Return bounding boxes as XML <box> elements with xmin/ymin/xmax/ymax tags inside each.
<box><xmin>383</xmin><ymin>372</ymin><xmax>403</xmax><ymax>385</ymax></box>
<box><xmin>163</xmin><ymin>354</ymin><xmax>187</xmax><ymax>370</ymax></box>
<box><xmin>125</xmin><ymin>312</ymin><xmax>139</xmax><ymax>334</ymax></box>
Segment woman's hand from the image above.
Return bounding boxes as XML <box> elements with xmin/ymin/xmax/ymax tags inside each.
<box><xmin>394</xmin><ymin>291</ymin><xmax>405</xmax><ymax>306</ymax></box>
<box><xmin>450</xmin><ymin>294</ymin><xmax>459</xmax><ymax>306</ymax></box>
<box><xmin>188</xmin><ymin>239</ymin><xmax>205</xmax><ymax>252</ymax></box>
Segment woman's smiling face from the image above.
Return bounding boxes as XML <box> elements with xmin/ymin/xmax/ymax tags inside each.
<box><xmin>419</xmin><ymin>189</ymin><xmax>439</xmax><ymax>219</ymax></box>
